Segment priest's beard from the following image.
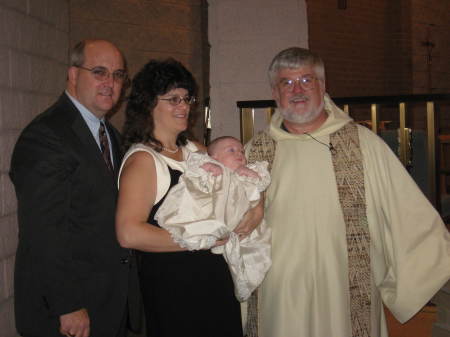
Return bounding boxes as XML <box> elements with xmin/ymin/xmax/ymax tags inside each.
<box><xmin>280</xmin><ymin>96</ymin><xmax>325</xmax><ymax>124</ymax></box>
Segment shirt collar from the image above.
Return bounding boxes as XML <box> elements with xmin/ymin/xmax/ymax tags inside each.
<box><xmin>65</xmin><ymin>90</ymin><xmax>105</xmax><ymax>125</ymax></box>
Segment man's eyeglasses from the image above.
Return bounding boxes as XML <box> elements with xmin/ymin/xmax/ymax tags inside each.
<box><xmin>278</xmin><ymin>75</ymin><xmax>317</xmax><ymax>92</ymax></box>
<box><xmin>159</xmin><ymin>96</ymin><xmax>197</xmax><ymax>106</ymax></box>
<box><xmin>76</xmin><ymin>66</ymin><xmax>129</xmax><ymax>84</ymax></box>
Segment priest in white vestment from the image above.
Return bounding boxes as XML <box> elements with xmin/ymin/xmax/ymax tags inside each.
<box><xmin>244</xmin><ymin>47</ymin><xmax>450</xmax><ymax>337</ymax></box>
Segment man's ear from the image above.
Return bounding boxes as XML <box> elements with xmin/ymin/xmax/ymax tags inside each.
<box><xmin>319</xmin><ymin>79</ymin><xmax>326</xmax><ymax>95</ymax></box>
<box><xmin>67</xmin><ymin>66</ymin><xmax>78</xmax><ymax>87</ymax></box>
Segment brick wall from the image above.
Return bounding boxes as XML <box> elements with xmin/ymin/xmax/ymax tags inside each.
<box><xmin>69</xmin><ymin>0</ymin><xmax>208</xmax><ymax>139</ymax></box>
<box><xmin>410</xmin><ymin>1</ymin><xmax>450</xmax><ymax>134</ymax></box>
<box><xmin>411</xmin><ymin>1</ymin><xmax>450</xmax><ymax>94</ymax></box>
<box><xmin>307</xmin><ymin>0</ymin><xmax>450</xmax><ymax>97</ymax></box>
<box><xmin>0</xmin><ymin>1</ymin><xmax>69</xmax><ymax>336</ymax></box>
<box><xmin>307</xmin><ymin>0</ymin><xmax>450</xmax><ymax>161</ymax></box>
<box><xmin>307</xmin><ymin>0</ymin><xmax>413</xmax><ymax>97</ymax></box>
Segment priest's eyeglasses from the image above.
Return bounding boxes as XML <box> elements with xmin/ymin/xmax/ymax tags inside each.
<box><xmin>76</xmin><ymin>66</ymin><xmax>129</xmax><ymax>84</ymax></box>
<box><xmin>278</xmin><ymin>75</ymin><xmax>317</xmax><ymax>92</ymax></box>
<box><xmin>159</xmin><ymin>96</ymin><xmax>197</xmax><ymax>106</ymax></box>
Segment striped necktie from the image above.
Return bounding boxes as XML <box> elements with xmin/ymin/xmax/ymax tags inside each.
<box><xmin>99</xmin><ymin>122</ymin><xmax>113</xmax><ymax>172</ymax></box>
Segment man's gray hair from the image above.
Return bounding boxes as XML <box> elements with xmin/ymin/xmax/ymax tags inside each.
<box><xmin>69</xmin><ymin>41</ymin><xmax>86</xmax><ymax>67</ymax></box>
<box><xmin>69</xmin><ymin>40</ymin><xmax>127</xmax><ymax>70</ymax></box>
<box><xmin>268</xmin><ymin>47</ymin><xmax>325</xmax><ymax>87</ymax></box>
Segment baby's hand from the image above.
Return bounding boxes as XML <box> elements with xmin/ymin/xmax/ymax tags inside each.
<box><xmin>212</xmin><ymin>237</ymin><xmax>229</xmax><ymax>247</ymax></box>
<box><xmin>200</xmin><ymin>162</ymin><xmax>223</xmax><ymax>176</ymax></box>
<box><xmin>235</xmin><ymin>166</ymin><xmax>260</xmax><ymax>178</ymax></box>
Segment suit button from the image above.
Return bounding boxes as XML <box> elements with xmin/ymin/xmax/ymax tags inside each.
<box><xmin>120</xmin><ymin>258</ymin><xmax>129</xmax><ymax>264</ymax></box>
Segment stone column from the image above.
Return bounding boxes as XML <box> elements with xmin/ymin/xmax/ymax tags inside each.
<box><xmin>208</xmin><ymin>0</ymin><xmax>309</xmax><ymax>140</ymax></box>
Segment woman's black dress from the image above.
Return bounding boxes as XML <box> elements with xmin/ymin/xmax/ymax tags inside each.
<box><xmin>138</xmin><ymin>167</ymin><xmax>243</xmax><ymax>337</ymax></box>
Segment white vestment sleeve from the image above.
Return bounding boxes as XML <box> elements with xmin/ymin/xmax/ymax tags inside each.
<box><xmin>361</xmin><ymin>127</ymin><xmax>450</xmax><ymax>323</ymax></box>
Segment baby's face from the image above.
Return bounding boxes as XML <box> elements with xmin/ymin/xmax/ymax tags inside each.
<box><xmin>211</xmin><ymin>138</ymin><xmax>247</xmax><ymax>171</ymax></box>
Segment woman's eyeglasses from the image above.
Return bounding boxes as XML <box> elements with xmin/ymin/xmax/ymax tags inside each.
<box><xmin>159</xmin><ymin>96</ymin><xmax>197</xmax><ymax>106</ymax></box>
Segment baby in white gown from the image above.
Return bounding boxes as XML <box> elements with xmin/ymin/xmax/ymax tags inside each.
<box><xmin>155</xmin><ymin>136</ymin><xmax>271</xmax><ymax>301</ymax></box>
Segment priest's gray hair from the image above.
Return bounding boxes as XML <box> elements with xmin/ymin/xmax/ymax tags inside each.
<box><xmin>268</xmin><ymin>47</ymin><xmax>325</xmax><ymax>87</ymax></box>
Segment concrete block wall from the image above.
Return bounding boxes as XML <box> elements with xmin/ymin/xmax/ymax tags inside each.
<box><xmin>0</xmin><ymin>1</ymin><xmax>69</xmax><ymax>336</ymax></box>
<box><xmin>69</xmin><ymin>0</ymin><xmax>208</xmax><ymax>139</ymax></box>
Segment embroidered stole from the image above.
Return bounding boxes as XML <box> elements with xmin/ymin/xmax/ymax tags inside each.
<box><xmin>246</xmin><ymin>122</ymin><xmax>371</xmax><ymax>337</ymax></box>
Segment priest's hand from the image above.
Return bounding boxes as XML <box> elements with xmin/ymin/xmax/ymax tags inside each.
<box><xmin>234</xmin><ymin>197</ymin><xmax>264</xmax><ymax>238</ymax></box>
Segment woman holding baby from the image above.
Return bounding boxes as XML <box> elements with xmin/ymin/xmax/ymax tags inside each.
<box><xmin>115</xmin><ymin>58</ymin><xmax>262</xmax><ymax>337</ymax></box>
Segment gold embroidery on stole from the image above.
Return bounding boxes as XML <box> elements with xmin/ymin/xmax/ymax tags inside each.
<box><xmin>330</xmin><ymin>122</ymin><xmax>371</xmax><ymax>337</ymax></box>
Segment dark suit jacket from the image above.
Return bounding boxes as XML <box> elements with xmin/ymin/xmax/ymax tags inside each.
<box><xmin>10</xmin><ymin>93</ymin><xmax>141</xmax><ymax>337</ymax></box>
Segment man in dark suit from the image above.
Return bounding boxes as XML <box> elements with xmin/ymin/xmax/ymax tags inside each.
<box><xmin>9</xmin><ymin>39</ymin><xmax>140</xmax><ymax>337</ymax></box>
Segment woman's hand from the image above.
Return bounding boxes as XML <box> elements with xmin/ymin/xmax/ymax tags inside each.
<box><xmin>233</xmin><ymin>197</ymin><xmax>264</xmax><ymax>239</ymax></box>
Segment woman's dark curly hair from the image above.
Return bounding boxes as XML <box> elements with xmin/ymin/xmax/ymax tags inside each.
<box><xmin>122</xmin><ymin>58</ymin><xmax>198</xmax><ymax>152</ymax></box>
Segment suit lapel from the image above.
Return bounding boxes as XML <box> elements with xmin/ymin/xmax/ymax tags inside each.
<box><xmin>60</xmin><ymin>94</ymin><xmax>117</xmax><ymax>179</ymax></box>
